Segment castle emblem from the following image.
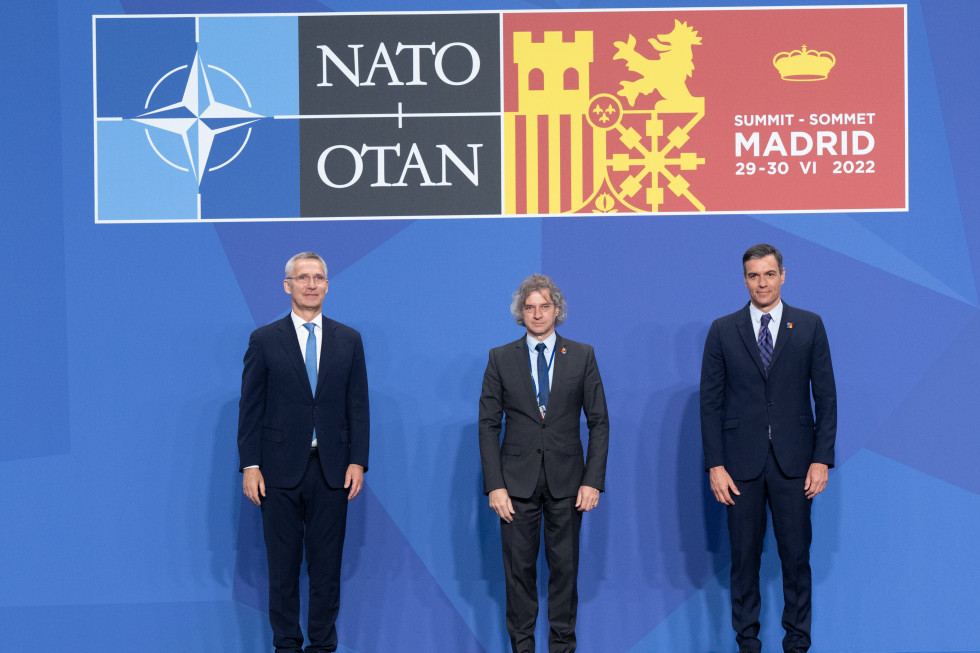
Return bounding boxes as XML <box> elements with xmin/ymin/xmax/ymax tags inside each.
<box><xmin>504</xmin><ymin>19</ymin><xmax>706</xmax><ymax>214</ymax></box>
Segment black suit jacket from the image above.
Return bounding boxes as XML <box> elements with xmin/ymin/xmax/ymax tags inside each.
<box><xmin>700</xmin><ymin>303</ymin><xmax>836</xmax><ymax>480</ymax></box>
<box><xmin>238</xmin><ymin>314</ymin><xmax>369</xmax><ymax>489</ymax></box>
<box><xmin>479</xmin><ymin>334</ymin><xmax>609</xmax><ymax>499</ymax></box>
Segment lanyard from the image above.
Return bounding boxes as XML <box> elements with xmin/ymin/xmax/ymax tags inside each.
<box><xmin>528</xmin><ymin>343</ymin><xmax>556</xmax><ymax>400</ymax></box>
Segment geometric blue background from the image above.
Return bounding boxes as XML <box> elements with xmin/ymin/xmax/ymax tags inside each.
<box><xmin>3</xmin><ymin>1</ymin><xmax>979</xmax><ymax>652</ymax></box>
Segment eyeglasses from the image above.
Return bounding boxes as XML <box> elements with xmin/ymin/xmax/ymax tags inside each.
<box><xmin>286</xmin><ymin>274</ymin><xmax>327</xmax><ymax>285</ymax></box>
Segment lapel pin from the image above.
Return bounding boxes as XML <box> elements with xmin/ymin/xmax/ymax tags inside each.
<box><xmin>786</xmin><ymin>322</ymin><xmax>793</xmax><ymax>328</ymax></box>
<box><xmin>561</xmin><ymin>347</ymin><xmax>567</xmax><ymax>355</ymax></box>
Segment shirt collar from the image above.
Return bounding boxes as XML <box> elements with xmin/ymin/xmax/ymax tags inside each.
<box><xmin>526</xmin><ymin>331</ymin><xmax>557</xmax><ymax>353</ymax></box>
<box><xmin>749</xmin><ymin>300</ymin><xmax>783</xmax><ymax>326</ymax></box>
<box><xmin>290</xmin><ymin>311</ymin><xmax>322</xmax><ymax>330</ymax></box>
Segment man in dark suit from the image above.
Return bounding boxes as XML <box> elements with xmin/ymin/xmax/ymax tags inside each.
<box><xmin>238</xmin><ymin>251</ymin><xmax>369</xmax><ymax>653</ymax></box>
<box><xmin>700</xmin><ymin>244</ymin><xmax>837</xmax><ymax>653</ymax></box>
<box><xmin>479</xmin><ymin>273</ymin><xmax>609</xmax><ymax>653</ymax></box>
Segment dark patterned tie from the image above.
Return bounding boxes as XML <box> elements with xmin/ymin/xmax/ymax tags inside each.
<box><xmin>535</xmin><ymin>342</ymin><xmax>550</xmax><ymax>410</ymax></box>
<box><xmin>757</xmin><ymin>313</ymin><xmax>773</xmax><ymax>375</ymax></box>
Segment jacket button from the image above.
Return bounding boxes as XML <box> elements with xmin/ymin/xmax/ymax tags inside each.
<box><xmin>537</xmin><ymin>449</ymin><xmax>542</xmax><ymax>454</ymax></box>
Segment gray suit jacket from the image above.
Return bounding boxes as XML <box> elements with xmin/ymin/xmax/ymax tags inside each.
<box><xmin>478</xmin><ymin>334</ymin><xmax>609</xmax><ymax>499</ymax></box>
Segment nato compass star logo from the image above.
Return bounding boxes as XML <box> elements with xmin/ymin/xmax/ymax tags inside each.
<box><xmin>135</xmin><ymin>51</ymin><xmax>261</xmax><ymax>185</ymax></box>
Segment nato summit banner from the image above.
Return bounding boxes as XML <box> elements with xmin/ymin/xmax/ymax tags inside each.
<box><xmin>94</xmin><ymin>5</ymin><xmax>905</xmax><ymax>222</ymax></box>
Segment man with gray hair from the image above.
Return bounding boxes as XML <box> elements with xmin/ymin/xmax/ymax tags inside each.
<box><xmin>238</xmin><ymin>251</ymin><xmax>369</xmax><ymax>653</ymax></box>
<box><xmin>479</xmin><ymin>273</ymin><xmax>609</xmax><ymax>653</ymax></box>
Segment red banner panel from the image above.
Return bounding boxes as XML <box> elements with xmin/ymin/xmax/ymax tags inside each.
<box><xmin>503</xmin><ymin>6</ymin><xmax>906</xmax><ymax>215</ymax></box>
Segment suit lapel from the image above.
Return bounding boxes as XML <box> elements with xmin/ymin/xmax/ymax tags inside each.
<box><xmin>275</xmin><ymin>315</ymin><xmax>313</xmax><ymax>397</ymax></box>
<box><xmin>769</xmin><ymin>303</ymin><xmax>795</xmax><ymax>370</ymax></box>
<box><xmin>314</xmin><ymin>316</ymin><xmax>335</xmax><ymax>399</ymax></box>
<box><xmin>736</xmin><ymin>304</ymin><xmax>768</xmax><ymax>379</ymax></box>
<box><xmin>547</xmin><ymin>334</ymin><xmax>565</xmax><ymax>414</ymax></box>
<box><xmin>508</xmin><ymin>337</ymin><xmax>539</xmax><ymax>412</ymax></box>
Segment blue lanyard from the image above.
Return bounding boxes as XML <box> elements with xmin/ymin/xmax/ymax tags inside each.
<box><xmin>528</xmin><ymin>344</ymin><xmax>556</xmax><ymax>398</ymax></box>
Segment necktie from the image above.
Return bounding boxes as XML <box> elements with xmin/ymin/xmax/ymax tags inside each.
<box><xmin>302</xmin><ymin>323</ymin><xmax>318</xmax><ymax>392</ymax></box>
<box><xmin>535</xmin><ymin>342</ymin><xmax>550</xmax><ymax>410</ymax></box>
<box><xmin>757</xmin><ymin>313</ymin><xmax>773</xmax><ymax>375</ymax></box>
<box><xmin>303</xmin><ymin>323</ymin><xmax>318</xmax><ymax>443</ymax></box>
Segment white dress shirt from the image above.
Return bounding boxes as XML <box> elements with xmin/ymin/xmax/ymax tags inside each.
<box><xmin>291</xmin><ymin>311</ymin><xmax>322</xmax><ymax>447</ymax></box>
<box><xmin>749</xmin><ymin>300</ymin><xmax>783</xmax><ymax>347</ymax></box>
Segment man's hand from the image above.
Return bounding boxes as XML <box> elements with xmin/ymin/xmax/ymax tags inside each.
<box><xmin>576</xmin><ymin>485</ymin><xmax>600</xmax><ymax>512</ymax></box>
<box><xmin>243</xmin><ymin>467</ymin><xmax>266</xmax><ymax>506</ymax></box>
<box><xmin>489</xmin><ymin>488</ymin><xmax>515</xmax><ymax>523</ymax></box>
<box><xmin>345</xmin><ymin>464</ymin><xmax>365</xmax><ymax>500</ymax></box>
<box><xmin>804</xmin><ymin>463</ymin><xmax>829</xmax><ymax>499</ymax></box>
<box><xmin>708</xmin><ymin>466</ymin><xmax>740</xmax><ymax>506</ymax></box>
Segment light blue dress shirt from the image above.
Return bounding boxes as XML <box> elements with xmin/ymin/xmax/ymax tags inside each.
<box><xmin>526</xmin><ymin>331</ymin><xmax>557</xmax><ymax>397</ymax></box>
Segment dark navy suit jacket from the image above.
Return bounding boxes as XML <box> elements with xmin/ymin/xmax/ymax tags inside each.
<box><xmin>479</xmin><ymin>334</ymin><xmax>609</xmax><ymax>499</ymax></box>
<box><xmin>238</xmin><ymin>314</ymin><xmax>369</xmax><ymax>489</ymax></box>
<box><xmin>700</xmin><ymin>303</ymin><xmax>836</xmax><ymax>481</ymax></box>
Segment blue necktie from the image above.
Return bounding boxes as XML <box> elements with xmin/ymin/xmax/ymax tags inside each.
<box><xmin>302</xmin><ymin>323</ymin><xmax>318</xmax><ymax>392</ymax></box>
<box><xmin>535</xmin><ymin>342</ymin><xmax>550</xmax><ymax>410</ymax></box>
<box><xmin>757</xmin><ymin>313</ymin><xmax>773</xmax><ymax>375</ymax></box>
<box><xmin>303</xmin><ymin>323</ymin><xmax>318</xmax><ymax>442</ymax></box>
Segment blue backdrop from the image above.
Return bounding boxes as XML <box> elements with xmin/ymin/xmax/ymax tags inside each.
<box><xmin>3</xmin><ymin>1</ymin><xmax>979</xmax><ymax>652</ymax></box>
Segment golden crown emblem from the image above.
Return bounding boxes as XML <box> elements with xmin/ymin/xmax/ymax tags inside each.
<box><xmin>772</xmin><ymin>45</ymin><xmax>836</xmax><ymax>81</ymax></box>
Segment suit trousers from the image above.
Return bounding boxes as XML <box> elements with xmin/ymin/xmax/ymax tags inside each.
<box><xmin>727</xmin><ymin>443</ymin><xmax>813</xmax><ymax>653</ymax></box>
<box><xmin>261</xmin><ymin>452</ymin><xmax>348</xmax><ymax>653</ymax></box>
<box><xmin>501</xmin><ymin>465</ymin><xmax>582</xmax><ymax>653</ymax></box>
